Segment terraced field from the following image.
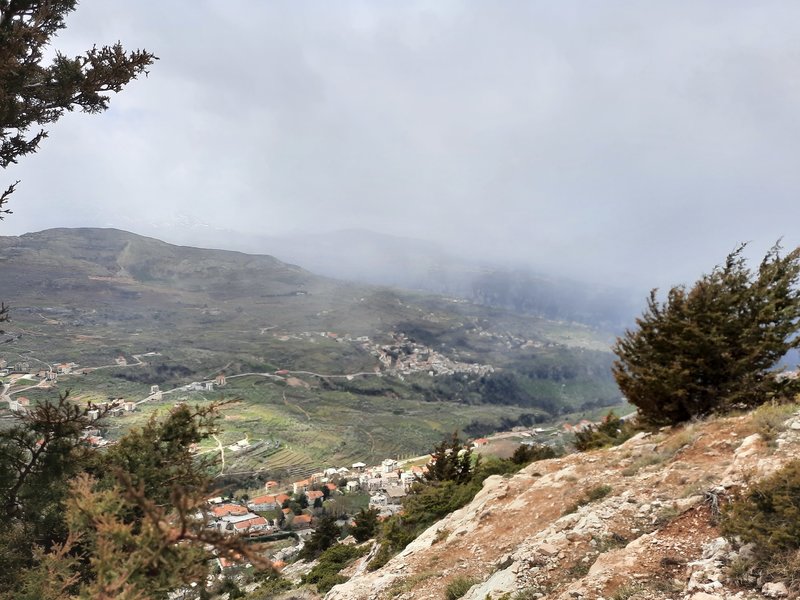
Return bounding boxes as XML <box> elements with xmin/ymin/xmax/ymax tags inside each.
<box><xmin>0</xmin><ymin>228</ymin><xmax>623</xmax><ymax>479</ymax></box>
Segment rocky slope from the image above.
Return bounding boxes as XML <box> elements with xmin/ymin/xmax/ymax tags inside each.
<box><xmin>326</xmin><ymin>409</ymin><xmax>800</xmax><ymax>600</ymax></box>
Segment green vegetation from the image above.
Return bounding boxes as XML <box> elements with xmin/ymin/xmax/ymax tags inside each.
<box><xmin>368</xmin><ymin>435</ymin><xmax>525</xmax><ymax>571</ymax></box>
<box><xmin>563</xmin><ymin>484</ymin><xmax>613</xmax><ymax>515</ymax></box>
<box><xmin>613</xmin><ymin>244</ymin><xmax>800</xmax><ymax>425</ymax></box>
<box><xmin>511</xmin><ymin>443</ymin><xmax>559</xmax><ymax>464</ymax></box>
<box><xmin>574</xmin><ymin>411</ymin><xmax>637</xmax><ymax>451</ymax></box>
<box><xmin>301</xmin><ymin>543</ymin><xmax>368</xmax><ymax>594</ymax></box>
<box><xmin>352</xmin><ymin>507</ymin><xmax>380</xmax><ymax>542</ymax></box>
<box><xmin>749</xmin><ymin>401</ymin><xmax>798</xmax><ymax>444</ymax></box>
<box><xmin>0</xmin><ymin>397</ymin><xmax>260</xmax><ymax>599</ymax></box>
<box><xmin>298</xmin><ymin>514</ymin><xmax>341</xmax><ymax>560</ymax></box>
<box><xmin>722</xmin><ymin>459</ymin><xmax>800</xmax><ymax>587</ymax></box>
<box><xmin>444</xmin><ymin>575</ymin><xmax>478</xmax><ymax>600</ymax></box>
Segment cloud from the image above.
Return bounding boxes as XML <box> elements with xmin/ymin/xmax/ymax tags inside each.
<box><xmin>4</xmin><ymin>1</ymin><xmax>800</xmax><ymax>290</ymax></box>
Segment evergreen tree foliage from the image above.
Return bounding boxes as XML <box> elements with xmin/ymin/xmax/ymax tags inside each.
<box><xmin>424</xmin><ymin>432</ymin><xmax>476</xmax><ymax>484</ymax></box>
<box><xmin>299</xmin><ymin>514</ymin><xmax>341</xmax><ymax>560</ymax></box>
<box><xmin>351</xmin><ymin>507</ymin><xmax>379</xmax><ymax>542</ymax></box>
<box><xmin>0</xmin><ymin>0</ymin><xmax>156</xmax><ymax>215</ymax></box>
<box><xmin>722</xmin><ymin>458</ymin><xmax>800</xmax><ymax>555</ymax></box>
<box><xmin>0</xmin><ymin>399</ymin><xmax>266</xmax><ymax>600</ymax></box>
<box><xmin>573</xmin><ymin>411</ymin><xmax>637</xmax><ymax>451</ymax></box>
<box><xmin>613</xmin><ymin>244</ymin><xmax>800</xmax><ymax>424</ymax></box>
<box><xmin>511</xmin><ymin>442</ymin><xmax>558</xmax><ymax>464</ymax></box>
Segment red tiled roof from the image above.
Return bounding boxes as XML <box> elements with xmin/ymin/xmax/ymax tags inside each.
<box><xmin>292</xmin><ymin>514</ymin><xmax>312</xmax><ymax>524</ymax></box>
<box><xmin>233</xmin><ymin>516</ymin><xmax>267</xmax><ymax>530</ymax></box>
<box><xmin>211</xmin><ymin>503</ymin><xmax>248</xmax><ymax>518</ymax></box>
<box><xmin>249</xmin><ymin>494</ymin><xmax>277</xmax><ymax>505</ymax></box>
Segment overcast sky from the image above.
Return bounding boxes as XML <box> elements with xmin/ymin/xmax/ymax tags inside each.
<box><xmin>3</xmin><ymin>1</ymin><xmax>800</xmax><ymax>290</ymax></box>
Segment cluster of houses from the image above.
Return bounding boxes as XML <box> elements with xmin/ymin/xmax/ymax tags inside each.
<box><xmin>204</xmin><ymin>456</ymin><xmax>430</xmax><ymax>544</ymax></box>
<box><xmin>370</xmin><ymin>332</ymin><xmax>494</xmax><ymax>377</ymax></box>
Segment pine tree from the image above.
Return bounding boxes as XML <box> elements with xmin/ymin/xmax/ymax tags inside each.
<box><xmin>613</xmin><ymin>243</ymin><xmax>800</xmax><ymax>424</ymax></box>
<box><xmin>0</xmin><ymin>0</ymin><xmax>156</xmax><ymax>215</ymax></box>
<box><xmin>424</xmin><ymin>432</ymin><xmax>475</xmax><ymax>485</ymax></box>
<box><xmin>351</xmin><ymin>507</ymin><xmax>379</xmax><ymax>542</ymax></box>
<box><xmin>0</xmin><ymin>400</ymin><xmax>267</xmax><ymax>600</ymax></box>
<box><xmin>299</xmin><ymin>515</ymin><xmax>341</xmax><ymax>560</ymax></box>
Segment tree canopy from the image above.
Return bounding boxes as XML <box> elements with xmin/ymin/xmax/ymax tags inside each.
<box><xmin>423</xmin><ymin>431</ymin><xmax>476</xmax><ymax>485</ymax></box>
<box><xmin>0</xmin><ymin>398</ymin><xmax>265</xmax><ymax>600</ymax></box>
<box><xmin>0</xmin><ymin>0</ymin><xmax>156</xmax><ymax>216</ymax></box>
<box><xmin>612</xmin><ymin>243</ymin><xmax>800</xmax><ymax>424</ymax></box>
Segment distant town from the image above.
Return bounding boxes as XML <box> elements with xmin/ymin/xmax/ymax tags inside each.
<box><xmin>0</xmin><ymin>345</ymin><xmax>585</xmax><ymax>577</ymax></box>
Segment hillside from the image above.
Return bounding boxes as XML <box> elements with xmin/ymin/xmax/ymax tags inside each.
<box><xmin>0</xmin><ymin>228</ymin><xmax>621</xmax><ymax>470</ymax></box>
<box><xmin>321</xmin><ymin>406</ymin><xmax>800</xmax><ymax>600</ymax></box>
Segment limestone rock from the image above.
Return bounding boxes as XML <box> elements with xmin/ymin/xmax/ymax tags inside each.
<box><xmin>762</xmin><ymin>582</ymin><xmax>789</xmax><ymax>598</ymax></box>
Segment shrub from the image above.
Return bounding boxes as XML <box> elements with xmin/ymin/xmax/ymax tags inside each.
<box><xmin>302</xmin><ymin>543</ymin><xmax>367</xmax><ymax>593</ymax></box>
<box><xmin>574</xmin><ymin>412</ymin><xmax>637</xmax><ymax>451</ymax></box>
<box><xmin>750</xmin><ymin>401</ymin><xmax>798</xmax><ymax>444</ymax></box>
<box><xmin>298</xmin><ymin>514</ymin><xmax>341</xmax><ymax>560</ymax></box>
<box><xmin>613</xmin><ymin>244</ymin><xmax>800</xmax><ymax>425</ymax></box>
<box><xmin>511</xmin><ymin>443</ymin><xmax>559</xmax><ymax>465</ymax></box>
<box><xmin>444</xmin><ymin>576</ymin><xmax>478</xmax><ymax>600</ymax></box>
<box><xmin>366</xmin><ymin>543</ymin><xmax>393</xmax><ymax>572</ymax></box>
<box><xmin>563</xmin><ymin>484</ymin><xmax>613</xmax><ymax>515</ymax></box>
<box><xmin>585</xmin><ymin>484</ymin><xmax>613</xmax><ymax>502</ymax></box>
<box><xmin>352</xmin><ymin>507</ymin><xmax>379</xmax><ymax>543</ymax></box>
<box><xmin>611</xmin><ymin>583</ymin><xmax>644</xmax><ymax>600</ymax></box>
<box><xmin>722</xmin><ymin>459</ymin><xmax>800</xmax><ymax>559</ymax></box>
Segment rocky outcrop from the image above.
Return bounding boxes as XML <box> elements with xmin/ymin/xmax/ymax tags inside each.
<box><xmin>327</xmin><ymin>411</ymin><xmax>800</xmax><ymax>600</ymax></box>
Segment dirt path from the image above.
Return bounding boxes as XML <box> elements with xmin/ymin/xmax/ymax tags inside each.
<box><xmin>283</xmin><ymin>391</ymin><xmax>311</xmax><ymax>421</ymax></box>
<box><xmin>212</xmin><ymin>434</ymin><xmax>225</xmax><ymax>475</ymax></box>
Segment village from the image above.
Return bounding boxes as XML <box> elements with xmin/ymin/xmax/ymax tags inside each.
<box><xmin>202</xmin><ymin>454</ymin><xmax>432</xmax><ymax>571</ymax></box>
<box><xmin>0</xmin><ymin>348</ymin><xmax>579</xmax><ymax>577</ymax></box>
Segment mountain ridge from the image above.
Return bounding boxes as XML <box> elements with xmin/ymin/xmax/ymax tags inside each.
<box><xmin>0</xmin><ymin>227</ymin><xmax>621</xmax><ymax>468</ymax></box>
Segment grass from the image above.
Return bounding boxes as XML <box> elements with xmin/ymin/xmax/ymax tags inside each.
<box><xmin>621</xmin><ymin>453</ymin><xmax>664</xmax><ymax>477</ymax></box>
<box><xmin>611</xmin><ymin>582</ymin><xmax>644</xmax><ymax>600</ymax></box>
<box><xmin>444</xmin><ymin>576</ymin><xmax>478</xmax><ymax>600</ymax></box>
<box><xmin>386</xmin><ymin>572</ymin><xmax>438</xmax><ymax>599</ymax></box>
<box><xmin>563</xmin><ymin>484</ymin><xmax>613</xmax><ymax>515</ymax></box>
<box><xmin>594</xmin><ymin>532</ymin><xmax>628</xmax><ymax>553</ymax></box>
<box><xmin>432</xmin><ymin>527</ymin><xmax>450</xmax><ymax>544</ymax></box>
<box><xmin>749</xmin><ymin>401</ymin><xmax>798</xmax><ymax>444</ymax></box>
<box><xmin>621</xmin><ymin>425</ymin><xmax>700</xmax><ymax>477</ymax></box>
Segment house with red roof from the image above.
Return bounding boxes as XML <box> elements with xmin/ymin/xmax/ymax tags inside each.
<box><xmin>211</xmin><ymin>503</ymin><xmax>248</xmax><ymax>519</ymax></box>
<box><xmin>247</xmin><ymin>494</ymin><xmax>278</xmax><ymax>511</ymax></box>
<box><xmin>306</xmin><ymin>490</ymin><xmax>324</xmax><ymax>504</ymax></box>
<box><xmin>231</xmin><ymin>515</ymin><xmax>270</xmax><ymax>535</ymax></box>
<box><xmin>291</xmin><ymin>514</ymin><xmax>313</xmax><ymax>530</ymax></box>
<box><xmin>293</xmin><ymin>479</ymin><xmax>311</xmax><ymax>494</ymax></box>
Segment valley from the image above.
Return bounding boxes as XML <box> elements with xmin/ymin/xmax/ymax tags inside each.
<box><xmin>0</xmin><ymin>228</ymin><xmax>623</xmax><ymax>476</ymax></box>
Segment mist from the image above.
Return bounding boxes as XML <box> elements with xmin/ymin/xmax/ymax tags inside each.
<box><xmin>3</xmin><ymin>1</ymin><xmax>800</xmax><ymax>296</ymax></box>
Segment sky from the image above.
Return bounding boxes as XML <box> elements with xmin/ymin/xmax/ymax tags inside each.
<box><xmin>3</xmin><ymin>1</ymin><xmax>800</xmax><ymax>290</ymax></box>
